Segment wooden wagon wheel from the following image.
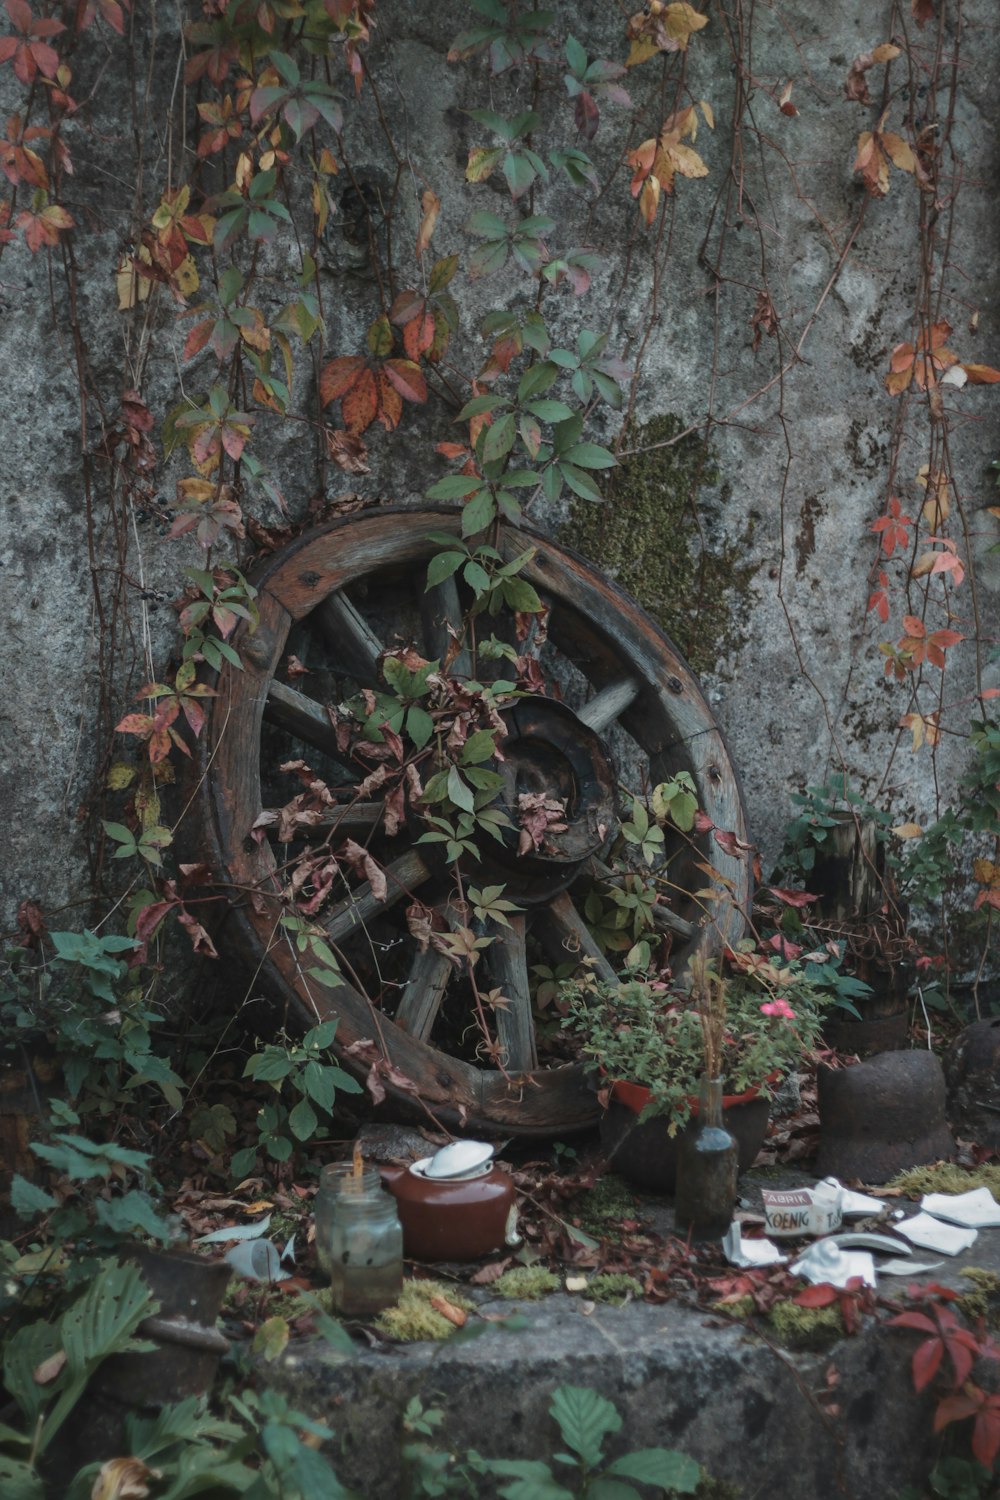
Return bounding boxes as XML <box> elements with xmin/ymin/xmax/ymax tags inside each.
<box><xmin>191</xmin><ymin>505</ymin><xmax>750</xmax><ymax>1136</ymax></box>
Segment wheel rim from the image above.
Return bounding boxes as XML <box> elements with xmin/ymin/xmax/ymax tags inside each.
<box><xmin>192</xmin><ymin>506</ymin><xmax>751</xmax><ymax>1135</ymax></box>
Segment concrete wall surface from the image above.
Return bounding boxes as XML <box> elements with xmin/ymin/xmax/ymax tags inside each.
<box><xmin>0</xmin><ymin>0</ymin><xmax>997</xmax><ymax>945</ymax></box>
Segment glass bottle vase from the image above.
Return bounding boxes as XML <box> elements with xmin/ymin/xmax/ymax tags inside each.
<box><xmin>674</xmin><ymin>1076</ymin><xmax>738</xmax><ymax>1239</ymax></box>
<box><xmin>314</xmin><ymin>1163</ymin><xmax>403</xmax><ymax>1317</ymax></box>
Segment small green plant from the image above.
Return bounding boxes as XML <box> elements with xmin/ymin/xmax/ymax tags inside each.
<box><xmin>561</xmin><ymin>966</ymin><xmax>826</xmax><ymax>1133</ymax></box>
<box><xmin>233</xmin><ymin>1019</ymin><xmax>363</xmax><ymax>1178</ymax></box>
<box><xmin>0</xmin><ymin>930</ymin><xmax>185</xmax><ymax>1117</ymax></box>
<box><xmin>402</xmin><ymin>1384</ymin><xmax>702</xmax><ymax>1498</ymax></box>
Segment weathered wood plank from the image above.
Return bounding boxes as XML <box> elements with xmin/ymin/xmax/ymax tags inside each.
<box><xmin>488</xmin><ymin>915</ymin><xmax>538</xmax><ymax>1073</ymax></box>
<box><xmin>313</xmin><ymin>590</ymin><xmax>384</xmax><ymax>683</ymax></box>
<box><xmin>536</xmin><ymin>892</ymin><xmax>618</xmax><ymax>985</ymax></box>
<box><xmin>322</xmin><ymin>848</ymin><xmax>431</xmax><ymax>946</ymax></box>
<box><xmin>264</xmin><ymin>680</ymin><xmax>346</xmax><ymax>760</ymax></box>
<box><xmin>395</xmin><ymin>944</ymin><xmax>454</xmax><ymax>1042</ymax></box>
<box><xmin>577</xmin><ymin>676</ymin><xmax>641</xmax><ymax>734</ymax></box>
<box><xmin>423</xmin><ymin>575</ymin><xmax>473</xmax><ymax>679</ymax></box>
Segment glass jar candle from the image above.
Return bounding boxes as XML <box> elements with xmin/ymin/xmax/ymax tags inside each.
<box><xmin>314</xmin><ymin>1164</ymin><xmax>403</xmax><ymax>1317</ymax></box>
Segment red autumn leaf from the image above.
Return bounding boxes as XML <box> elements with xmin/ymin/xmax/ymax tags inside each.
<box><xmin>871</xmin><ymin>496</ymin><xmax>913</xmax><ymax>558</ymax></box>
<box><xmin>693</xmin><ymin>810</ymin><xmax>715</xmax><ymax>834</ymax></box>
<box><xmin>890</xmin><ymin>1304</ymin><xmax>980</xmax><ymax>1390</ymax></box>
<box><xmin>766</xmin><ymin>886</ymin><xmax>818</xmax><ymax>908</ymax></box>
<box><xmin>0</xmin><ymin>0</ymin><xmax>64</xmax><ymax>86</ymax></box>
<box><xmin>795</xmin><ymin>1284</ymin><xmax>839</xmax><ymax>1308</ymax></box>
<box><xmin>713</xmin><ymin>828</ymin><xmax>755</xmax><ymax>857</ymax></box>
<box><xmin>867</xmin><ymin>568</ymin><xmax>891</xmax><ymax>623</ymax></box>
<box><xmin>911</xmin><ymin>0</ymin><xmax>935</xmax><ymax>24</ymax></box>
<box><xmin>403</xmin><ymin>310</ymin><xmax>436</xmax><ymax>362</ymax></box>
<box><xmin>76</xmin><ymin>0</ymin><xmax>131</xmax><ymax>34</ymax></box>
<box><xmin>383</xmin><ymin>358</ymin><xmax>427</xmax><ymax>404</ymax></box>
<box><xmin>319</xmin><ymin>355</ymin><xmax>365</xmax><ymax>407</ymax></box>
<box><xmin>16</xmin><ymin>197</ymin><xmax>73</xmax><ymax>251</ymax></box>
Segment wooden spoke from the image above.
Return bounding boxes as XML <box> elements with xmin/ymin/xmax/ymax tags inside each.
<box><xmin>487</xmin><ymin>914</ymin><xmax>537</xmax><ymax>1073</ymax></box>
<box><xmin>536</xmin><ymin>892</ymin><xmax>618</xmax><ymax>985</ymax></box>
<box><xmin>322</xmin><ymin>848</ymin><xmax>431</xmax><ymax>946</ymax></box>
<box><xmin>423</xmin><ymin>576</ymin><xmax>472</xmax><ymax>679</ymax></box>
<box><xmin>260</xmin><ymin>802</ymin><xmax>384</xmax><ymax>842</ymax></box>
<box><xmin>264</xmin><ymin>681</ymin><xmax>347</xmax><ymax>761</ymax></box>
<box><xmin>577</xmin><ymin>676</ymin><xmax>641</xmax><ymax>735</ymax></box>
<box><xmin>395</xmin><ymin>943</ymin><xmax>454</xmax><ymax>1041</ymax></box>
<box><xmin>314</xmin><ymin>590</ymin><xmax>384</xmax><ymax>683</ymax></box>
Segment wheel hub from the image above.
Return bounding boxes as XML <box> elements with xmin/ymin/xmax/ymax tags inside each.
<box><xmin>484</xmin><ymin>698</ymin><xmax>618</xmax><ymax>903</ymax></box>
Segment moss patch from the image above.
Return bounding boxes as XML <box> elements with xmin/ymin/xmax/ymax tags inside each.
<box><xmin>588</xmin><ymin>1273</ymin><xmax>644</xmax><ymax>1305</ymax></box>
<box><xmin>564</xmin><ymin>413</ymin><xmax>759</xmax><ymax>675</ymax></box>
<box><xmin>958</xmin><ymin>1268</ymin><xmax>1000</xmax><ymax>1328</ymax></box>
<box><xmin>569</xmin><ymin>1173</ymin><xmax>642</xmax><ymax>1237</ymax></box>
<box><xmin>493</xmin><ymin>1266</ymin><xmax>560</xmax><ymax>1301</ymax></box>
<box><xmin>887</xmin><ymin>1163</ymin><xmax>1000</xmax><ymax>1201</ymax></box>
<box><xmin>375</xmin><ymin>1279</ymin><xmax>474</xmax><ymax>1342</ymax></box>
<box><xmin>767</xmin><ymin>1299</ymin><xmax>842</xmax><ymax>1349</ymax></box>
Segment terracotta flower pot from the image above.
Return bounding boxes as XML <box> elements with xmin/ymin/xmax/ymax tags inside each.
<box><xmin>599</xmin><ymin>1077</ymin><xmax>773</xmax><ymax>1194</ymax></box>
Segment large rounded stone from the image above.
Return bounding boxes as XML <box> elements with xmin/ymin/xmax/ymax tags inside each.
<box><xmin>816</xmin><ymin>1051</ymin><xmax>954</xmax><ymax>1184</ymax></box>
<box><xmin>944</xmin><ymin>1019</ymin><xmax>1000</xmax><ymax>1147</ymax></box>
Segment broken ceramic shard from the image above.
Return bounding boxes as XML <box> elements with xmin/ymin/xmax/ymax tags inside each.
<box><xmin>895</xmin><ymin>1212</ymin><xmax>977</xmax><ymax>1256</ymax></box>
<box><xmin>921</xmin><ymin>1187</ymin><xmax>1000</xmax><ymax>1228</ymax></box>
<box><xmin>722</xmin><ymin>1223</ymin><xmax>786</xmax><ymax>1268</ymax></box>
<box><xmin>791</xmin><ymin>1238</ymin><xmax>876</xmax><ymax>1289</ymax></box>
<box><xmin>762</xmin><ymin>1181</ymin><xmax>843</xmax><ymax>1238</ymax></box>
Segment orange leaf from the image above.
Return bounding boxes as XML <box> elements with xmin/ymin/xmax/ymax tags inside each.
<box><xmin>341</xmin><ymin>366</ymin><xmax>378</xmax><ymax>433</ymax></box>
<box><xmin>319</xmin><ymin>355</ymin><xmax>365</xmax><ymax>407</ymax></box>
<box><xmin>416</xmin><ymin>189</ymin><xmax>440</xmax><ymax>258</ymax></box>
<box><xmin>961</xmin><ymin>363</ymin><xmax>1000</xmax><ymax>384</ymax></box>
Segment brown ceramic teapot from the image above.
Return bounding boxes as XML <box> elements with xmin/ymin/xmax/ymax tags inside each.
<box><xmin>380</xmin><ymin>1141</ymin><xmax>519</xmax><ymax>1261</ymax></box>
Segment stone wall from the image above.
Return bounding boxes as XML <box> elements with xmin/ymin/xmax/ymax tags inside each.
<box><xmin>1</xmin><ymin>0</ymin><xmax>997</xmax><ymax>944</ymax></box>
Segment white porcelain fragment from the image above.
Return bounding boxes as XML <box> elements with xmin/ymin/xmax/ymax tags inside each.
<box><xmin>921</xmin><ymin>1188</ymin><xmax>1000</xmax><ymax>1229</ymax></box>
<box><xmin>895</xmin><ymin>1212</ymin><xmax>977</xmax><ymax>1256</ymax></box>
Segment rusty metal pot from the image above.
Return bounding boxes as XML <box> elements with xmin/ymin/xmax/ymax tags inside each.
<box><xmin>381</xmin><ymin>1141</ymin><xmax>518</xmax><ymax>1261</ymax></box>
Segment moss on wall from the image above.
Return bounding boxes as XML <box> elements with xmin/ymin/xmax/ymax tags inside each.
<box><xmin>564</xmin><ymin>414</ymin><xmax>759</xmax><ymax>676</ymax></box>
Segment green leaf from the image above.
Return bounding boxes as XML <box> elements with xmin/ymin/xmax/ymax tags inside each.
<box><xmin>244</xmin><ymin>1050</ymin><xmax>295</xmax><ymax>1085</ymax></box>
<box><xmin>482</xmin><ymin>412</ymin><xmax>516</xmax><ymax>464</ymax></box>
<box><xmin>606</xmin><ymin>1448</ymin><xmax>701</xmax><ymax>1492</ymax></box>
<box><xmin>462</xmin><ymin>729</ymin><xmax>499</xmax><ymax>764</ymax></box>
<box><xmin>230</xmin><ymin>1146</ymin><xmax>258</xmax><ymax>1180</ymax></box>
<box><xmin>468</xmin><ymin>209</ymin><xmax>508</xmax><ymax>238</ymax></box>
<box><xmin>548</xmin><ymin>1386</ymin><xmax>621</xmax><ymax>1471</ymax></box>
<box><xmin>563</xmin><ymin>442</ymin><xmax>617</xmax><ymax>470</ymax></box>
<box><xmin>10</xmin><ymin>1175</ymin><xmax>57</xmax><ymax>1216</ymax></box>
<box><xmin>426</xmin><ymin>474</ymin><xmax>484</xmax><ymax>501</ymax></box>
<box><xmin>407</xmin><ymin>705</ymin><xmax>435</xmax><ymax>750</ymax></box>
<box><xmin>447</xmin><ymin>764</ymin><xmax>475</xmax><ymax>812</ymax></box>
<box><xmin>525</xmin><ymin>399</ymin><xmax>575</xmax><ymax>423</ymax></box>
<box><xmin>288</xmin><ymin>1097</ymin><xmax>318</xmax><ymax>1142</ymax></box>
<box><xmin>504</xmin><ymin>152</ymin><xmax>538</xmax><ymax>198</ymax></box>
<box><xmin>559</xmin><ymin>462</ymin><xmax>604</xmax><ymax>501</ymax></box>
<box><xmin>584</xmin><ymin>1480</ymin><xmax>641</xmax><ymax>1500</ymax></box>
<box><xmin>429</xmin><ymin>255</ymin><xmax>459</xmax><ymax>292</ymax></box>
<box><xmin>502</xmin><ymin>577</ymin><xmax>543</xmax><ymax>612</ymax></box>
<box><xmin>461</xmin><ymin>487</ymin><xmax>496</xmax><ymax>536</ymax></box>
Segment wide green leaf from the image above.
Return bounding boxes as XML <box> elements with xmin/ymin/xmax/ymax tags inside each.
<box><xmin>606</xmin><ymin>1447</ymin><xmax>701</xmax><ymax>1491</ymax></box>
<box><xmin>549</xmin><ymin>1386</ymin><xmax>620</xmax><ymax>1471</ymax></box>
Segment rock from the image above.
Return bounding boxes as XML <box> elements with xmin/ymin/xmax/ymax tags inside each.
<box><xmin>944</xmin><ymin>1019</ymin><xmax>1000</xmax><ymax>1147</ymax></box>
<box><xmin>816</xmin><ymin>1051</ymin><xmax>954</xmax><ymax>1184</ymax></box>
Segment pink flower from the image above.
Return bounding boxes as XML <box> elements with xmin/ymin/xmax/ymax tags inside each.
<box><xmin>760</xmin><ymin>997</ymin><xmax>797</xmax><ymax>1020</ymax></box>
